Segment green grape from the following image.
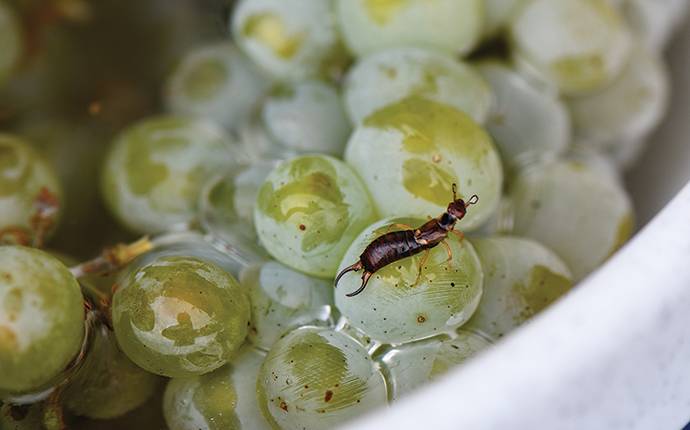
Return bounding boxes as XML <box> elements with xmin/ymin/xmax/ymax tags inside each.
<box><xmin>262</xmin><ymin>81</ymin><xmax>351</xmax><ymax>156</ymax></box>
<box><xmin>484</xmin><ymin>0</ymin><xmax>526</xmax><ymax>37</ymax></box>
<box><xmin>236</xmin><ymin>119</ymin><xmax>298</xmax><ymax>164</ymax></box>
<box><xmin>379</xmin><ymin>331</ymin><xmax>491</xmax><ymax>401</ymax></box>
<box><xmin>112</xmin><ymin>256</ymin><xmax>250</xmax><ymax>378</ymax></box>
<box><xmin>465</xmin><ymin>236</ymin><xmax>573</xmax><ymax>340</ymax></box>
<box><xmin>0</xmin><ymin>402</ymin><xmax>46</xmax><ymax>430</ymax></box>
<box><xmin>61</xmin><ymin>324</ymin><xmax>160</xmax><ymax>420</ymax></box>
<box><xmin>164</xmin><ymin>42</ymin><xmax>269</xmax><ymax>130</ymax></box>
<box><xmin>240</xmin><ymin>261</ymin><xmax>334</xmax><ymax>350</ymax></box>
<box><xmin>336</xmin><ymin>0</ymin><xmax>483</xmax><ymax>57</ymax></box>
<box><xmin>0</xmin><ymin>0</ymin><xmax>21</xmax><ymax>87</ymax></box>
<box><xmin>0</xmin><ymin>134</ymin><xmax>63</xmax><ymax>244</ymax></box>
<box><xmin>344</xmin><ymin>47</ymin><xmax>492</xmax><ymax>125</ymax></box>
<box><xmin>254</xmin><ymin>155</ymin><xmax>377</xmax><ymax>278</ymax></box>
<box><xmin>568</xmin><ymin>46</ymin><xmax>669</xmax><ymax>169</ymax></box>
<box><xmin>477</xmin><ymin>61</ymin><xmax>570</xmax><ymax>171</ymax></box>
<box><xmin>335</xmin><ymin>217</ymin><xmax>483</xmax><ymax>344</ymax></box>
<box><xmin>623</xmin><ymin>0</ymin><xmax>688</xmax><ymax>51</ymax></box>
<box><xmin>257</xmin><ymin>326</ymin><xmax>387</xmax><ymax>430</ymax></box>
<box><xmin>163</xmin><ymin>346</ymin><xmax>270</xmax><ymax>430</ymax></box>
<box><xmin>344</xmin><ymin>96</ymin><xmax>503</xmax><ymax>231</ymax></box>
<box><xmin>509</xmin><ymin>158</ymin><xmax>634</xmax><ymax>281</ymax></box>
<box><xmin>101</xmin><ymin>115</ymin><xmax>237</xmax><ymax>234</ymax></box>
<box><xmin>0</xmin><ymin>246</ymin><xmax>84</xmax><ymax>395</ymax></box>
<box><xmin>509</xmin><ymin>0</ymin><xmax>632</xmax><ymax>96</ymax></box>
<box><xmin>232</xmin><ymin>0</ymin><xmax>347</xmax><ymax>82</ymax></box>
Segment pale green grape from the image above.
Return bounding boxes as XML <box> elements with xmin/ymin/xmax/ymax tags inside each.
<box><xmin>112</xmin><ymin>256</ymin><xmax>250</xmax><ymax>378</ymax></box>
<box><xmin>0</xmin><ymin>1</ymin><xmax>21</xmax><ymax>87</ymax></box>
<box><xmin>198</xmin><ymin>163</ymin><xmax>274</xmax><ymax>255</ymax></box>
<box><xmin>379</xmin><ymin>331</ymin><xmax>491</xmax><ymax>401</ymax></box>
<box><xmin>344</xmin><ymin>47</ymin><xmax>492</xmax><ymax>125</ymax></box>
<box><xmin>344</xmin><ymin>96</ymin><xmax>503</xmax><ymax>231</ymax></box>
<box><xmin>0</xmin><ymin>134</ymin><xmax>62</xmax><ymax>244</ymax></box>
<box><xmin>163</xmin><ymin>346</ymin><xmax>270</xmax><ymax>430</ymax></box>
<box><xmin>62</xmin><ymin>324</ymin><xmax>160</xmax><ymax>420</ymax></box>
<box><xmin>254</xmin><ymin>155</ymin><xmax>377</xmax><ymax>278</ymax></box>
<box><xmin>236</xmin><ymin>119</ymin><xmax>298</xmax><ymax>164</ymax></box>
<box><xmin>478</xmin><ymin>61</ymin><xmax>570</xmax><ymax>171</ymax></box>
<box><xmin>0</xmin><ymin>246</ymin><xmax>84</xmax><ymax>395</ymax></box>
<box><xmin>101</xmin><ymin>115</ymin><xmax>237</xmax><ymax>234</ymax></box>
<box><xmin>240</xmin><ymin>261</ymin><xmax>334</xmax><ymax>350</ymax></box>
<box><xmin>465</xmin><ymin>236</ymin><xmax>573</xmax><ymax>340</ymax></box>
<box><xmin>232</xmin><ymin>0</ymin><xmax>347</xmax><ymax>82</ymax></box>
<box><xmin>509</xmin><ymin>158</ymin><xmax>634</xmax><ymax>281</ymax></box>
<box><xmin>257</xmin><ymin>326</ymin><xmax>387</xmax><ymax>430</ymax></box>
<box><xmin>165</xmin><ymin>42</ymin><xmax>270</xmax><ymax>130</ymax></box>
<box><xmin>484</xmin><ymin>0</ymin><xmax>526</xmax><ymax>37</ymax></box>
<box><xmin>568</xmin><ymin>46</ymin><xmax>669</xmax><ymax>169</ymax></box>
<box><xmin>335</xmin><ymin>217</ymin><xmax>483</xmax><ymax>344</ymax></box>
<box><xmin>623</xmin><ymin>0</ymin><xmax>689</xmax><ymax>51</ymax></box>
<box><xmin>509</xmin><ymin>0</ymin><xmax>633</xmax><ymax>95</ymax></box>
<box><xmin>336</xmin><ymin>0</ymin><xmax>483</xmax><ymax>57</ymax></box>
<box><xmin>262</xmin><ymin>81</ymin><xmax>351</xmax><ymax>156</ymax></box>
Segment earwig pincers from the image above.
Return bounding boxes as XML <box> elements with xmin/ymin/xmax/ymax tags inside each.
<box><xmin>335</xmin><ymin>184</ymin><xmax>479</xmax><ymax>297</ymax></box>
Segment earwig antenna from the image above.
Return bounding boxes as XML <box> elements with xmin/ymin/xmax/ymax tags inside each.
<box><xmin>467</xmin><ymin>195</ymin><xmax>479</xmax><ymax>206</ymax></box>
<box><xmin>452</xmin><ymin>183</ymin><xmax>458</xmax><ymax>200</ymax></box>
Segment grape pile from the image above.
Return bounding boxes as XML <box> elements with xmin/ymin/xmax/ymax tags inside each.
<box><xmin>0</xmin><ymin>0</ymin><xmax>686</xmax><ymax>429</ymax></box>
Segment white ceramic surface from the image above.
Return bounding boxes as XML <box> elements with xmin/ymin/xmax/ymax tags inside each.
<box><xmin>346</xmin><ymin>16</ymin><xmax>690</xmax><ymax>430</ymax></box>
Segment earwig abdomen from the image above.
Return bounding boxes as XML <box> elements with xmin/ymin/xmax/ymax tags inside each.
<box><xmin>360</xmin><ymin>230</ymin><xmax>427</xmax><ymax>273</ymax></box>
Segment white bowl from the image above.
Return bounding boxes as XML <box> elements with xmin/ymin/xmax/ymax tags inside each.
<box><xmin>347</xmin><ymin>19</ymin><xmax>690</xmax><ymax>430</ymax></box>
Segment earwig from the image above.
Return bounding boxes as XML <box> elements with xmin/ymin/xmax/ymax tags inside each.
<box><xmin>335</xmin><ymin>184</ymin><xmax>479</xmax><ymax>297</ymax></box>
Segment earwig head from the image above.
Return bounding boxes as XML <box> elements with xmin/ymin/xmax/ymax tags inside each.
<box><xmin>446</xmin><ymin>184</ymin><xmax>479</xmax><ymax>221</ymax></box>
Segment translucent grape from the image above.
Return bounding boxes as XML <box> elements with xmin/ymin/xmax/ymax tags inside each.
<box><xmin>254</xmin><ymin>155</ymin><xmax>377</xmax><ymax>278</ymax></box>
<box><xmin>568</xmin><ymin>46</ymin><xmax>669</xmax><ymax>169</ymax></box>
<box><xmin>163</xmin><ymin>346</ymin><xmax>270</xmax><ymax>430</ymax></box>
<box><xmin>0</xmin><ymin>246</ymin><xmax>84</xmax><ymax>395</ymax></box>
<box><xmin>232</xmin><ymin>0</ymin><xmax>347</xmax><ymax>81</ymax></box>
<box><xmin>235</xmin><ymin>119</ymin><xmax>298</xmax><ymax>164</ymax></box>
<box><xmin>62</xmin><ymin>324</ymin><xmax>160</xmax><ymax>420</ymax></box>
<box><xmin>465</xmin><ymin>236</ymin><xmax>573</xmax><ymax>340</ymax></box>
<box><xmin>240</xmin><ymin>261</ymin><xmax>334</xmax><ymax>350</ymax></box>
<box><xmin>164</xmin><ymin>42</ymin><xmax>270</xmax><ymax>130</ymax></box>
<box><xmin>623</xmin><ymin>0</ymin><xmax>689</xmax><ymax>51</ymax></box>
<box><xmin>0</xmin><ymin>1</ymin><xmax>21</xmax><ymax>87</ymax></box>
<box><xmin>344</xmin><ymin>47</ymin><xmax>492</xmax><ymax>125</ymax></box>
<box><xmin>509</xmin><ymin>158</ymin><xmax>634</xmax><ymax>281</ymax></box>
<box><xmin>344</xmin><ymin>96</ymin><xmax>503</xmax><ymax>231</ymax></box>
<box><xmin>484</xmin><ymin>0</ymin><xmax>525</xmax><ymax>37</ymax></box>
<box><xmin>101</xmin><ymin>115</ymin><xmax>237</xmax><ymax>234</ymax></box>
<box><xmin>0</xmin><ymin>134</ymin><xmax>62</xmax><ymax>244</ymax></box>
<box><xmin>257</xmin><ymin>326</ymin><xmax>387</xmax><ymax>430</ymax></box>
<box><xmin>335</xmin><ymin>217</ymin><xmax>483</xmax><ymax>344</ymax></box>
<box><xmin>478</xmin><ymin>61</ymin><xmax>570</xmax><ymax>171</ymax></box>
<box><xmin>510</xmin><ymin>0</ymin><xmax>633</xmax><ymax>95</ymax></box>
<box><xmin>262</xmin><ymin>81</ymin><xmax>351</xmax><ymax>156</ymax></box>
<box><xmin>336</xmin><ymin>0</ymin><xmax>483</xmax><ymax>57</ymax></box>
<box><xmin>112</xmin><ymin>256</ymin><xmax>250</xmax><ymax>378</ymax></box>
<box><xmin>379</xmin><ymin>331</ymin><xmax>491</xmax><ymax>401</ymax></box>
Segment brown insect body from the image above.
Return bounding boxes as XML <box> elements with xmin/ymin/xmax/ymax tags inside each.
<box><xmin>335</xmin><ymin>185</ymin><xmax>478</xmax><ymax>297</ymax></box>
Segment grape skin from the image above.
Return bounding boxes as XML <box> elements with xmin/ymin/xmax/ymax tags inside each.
<box><xmin>0</xmin><ymin>246</ymin><xmax>84</xmax><ymax>395</ymax></box>
<box><xmin>112</xmin><ymin>256</ymin><xmax>250</xmax><ymax>378</ymax></box>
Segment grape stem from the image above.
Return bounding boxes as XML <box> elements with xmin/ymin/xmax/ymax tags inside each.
<box><xmin>69</xmin><ymin>236</ymin><xmax>154</xmax><ymax>279</ymax></box>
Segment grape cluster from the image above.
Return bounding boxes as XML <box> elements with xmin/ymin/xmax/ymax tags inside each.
<box><xmin>0</xmin><ymin>0</ymin><xmax>686</xmax><ymax>429</ymax></box>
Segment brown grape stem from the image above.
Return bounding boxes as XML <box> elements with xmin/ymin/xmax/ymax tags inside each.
<box><xmin>69</xmin><ymin>236</ymin><xmax>153</xmax><ymax>279</ymax></box>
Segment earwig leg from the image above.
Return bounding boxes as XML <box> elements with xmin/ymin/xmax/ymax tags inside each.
<box><xmin>346</xmin><ymin>271</ymin><xmax>372</xmax><ymax>297</ymax></box>
<box><xmin>441</xmin><ymin>240</ymin><xmax>454</xmax><ymax>268</ymax></box>
<box><xmin>415</xmin><ymin>249</ymin><xmax>431</xmax><ymax>285</ymax></box>
<box><xmin>384</xmin><ymin>223</ymin><xmax>415</xmax><ymax>234</ymax></box>
<box><xmin>450</xmin><ymin>229</ymin><xmax>465</xmax><ymax>242</ymax></box>
<box><xmin>334</xmin><ymin>261</ymin><xmax>363</xmax><ymax>288</ymax></box>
